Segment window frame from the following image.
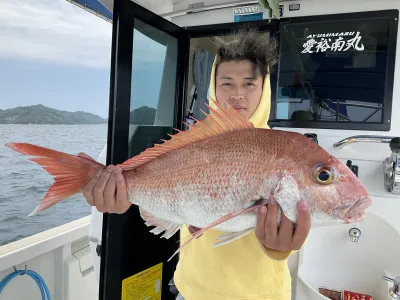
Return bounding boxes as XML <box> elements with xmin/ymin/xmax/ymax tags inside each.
<box><xmin>100</xmin><ymin>1</ymin><xmax>189</xmax><ymax>299</ymax></box>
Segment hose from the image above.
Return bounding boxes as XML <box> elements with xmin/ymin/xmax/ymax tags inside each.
<box><xmin>0</xmin><ymin>267</ymin><xmax>51</xmax><ymax>300</ymax></box>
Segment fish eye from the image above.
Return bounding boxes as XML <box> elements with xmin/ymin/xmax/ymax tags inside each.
<box><xmin>318</xmin><ymin>170</ymin><xmax>331</xmax><ymax>181</ymax></box>
<box><xmin>313</xmin><ymin>165</ymin><xmax>334</xmax><ymax>185</ymax></box>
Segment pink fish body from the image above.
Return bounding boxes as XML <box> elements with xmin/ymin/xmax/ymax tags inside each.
<box><xmin>129</xmin><ymin>127</ymin><xmax>370</xmax><ymax>231</ymax></box>
<box><xmin>5</xmin><ymin>101</ymin><xmax>372</xmax><ymax>259</ymax></box>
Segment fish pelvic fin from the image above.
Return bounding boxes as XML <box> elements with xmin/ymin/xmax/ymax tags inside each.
<box><xmin>5</xmin><ymin>142</ymin><xmax>105</xmax><ymax>216</ymax></box>
<box><xmin>167</xmin><ymin>201</ymin><xmax>264</xmax><ymax>262</ymax></box>
<box><xmin>213</xmin><ymin>228</ymin><xmax>254</xmax><ymax>248</ymax></box>
<box><xmin>119</xmin><ymin>99</ymin><xmax>254</xmax><ymax>170</ymax></box>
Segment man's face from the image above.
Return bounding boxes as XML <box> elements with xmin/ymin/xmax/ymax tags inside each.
<box><xmin>215</xmin><ymin>60</ymin><xmax>263</xmax><ymax>120</ymax></box>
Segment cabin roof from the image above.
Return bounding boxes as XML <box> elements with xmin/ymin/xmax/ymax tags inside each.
<box><xmin>69</xmin><ymin>0</ymin><xmax>263</xmax><ymax>22</ymax></box>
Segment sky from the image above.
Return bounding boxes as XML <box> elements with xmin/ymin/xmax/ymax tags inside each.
<box><xmin>0</xmin><ymin>0</ymin><xmax>167</xmax><ymax>119</ymax></box>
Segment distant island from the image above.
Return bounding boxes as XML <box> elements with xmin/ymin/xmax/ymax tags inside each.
<box><xmin>0</xmin><ymin>104</ymin><xmax>157</xmax><ymax>125</ymax></box>
<box><xmin>0</xmin><ymin>104</ymin><xmax>107</xmax><ymax>125</ymax></box>
<box><xmin>129</xmin><ymin>106</ymin><xmax>156</xmax><ymax>125</ymax></box>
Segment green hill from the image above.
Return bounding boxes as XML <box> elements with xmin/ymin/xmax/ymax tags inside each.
<box><xmin>0</xmin><ymin>105</ymin><xmax>107</xmax><ymax>124</ymax></box>
<box><xmin>129</xmin><ymin>106</ymin><xmax>156</xmax><ymax>125</ymax></box>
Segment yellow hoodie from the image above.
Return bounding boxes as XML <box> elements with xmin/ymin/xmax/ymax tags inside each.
<box><xmin>173</xmin><ymin>57</ymin><xmax>293</xmax><ymax>300</ymax></box>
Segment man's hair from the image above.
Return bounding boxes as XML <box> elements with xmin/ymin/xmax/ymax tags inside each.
<box><xmin>215</xmin><ymin>25</ymin><xmax>278</xmax><ymax>78</ymax></box>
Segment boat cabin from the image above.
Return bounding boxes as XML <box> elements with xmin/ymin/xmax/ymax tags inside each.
<box><xmin>1</xmin><ymin>0</ymin><xmax>400</xmax><ymax>299</ymax></box>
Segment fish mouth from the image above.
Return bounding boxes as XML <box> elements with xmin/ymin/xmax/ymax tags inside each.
<box><xmin>337</xmin><ymin>196</ymin><xmax>372</xmax><ymax>223</ymax></box>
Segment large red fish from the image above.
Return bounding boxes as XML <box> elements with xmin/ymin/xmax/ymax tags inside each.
<box><xmin>5</xmin><ymin>101</ymin><xmax>371</xmax><ymax>260</ymax></box>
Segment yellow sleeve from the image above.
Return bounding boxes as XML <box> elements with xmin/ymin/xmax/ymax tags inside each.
<box><xmin>258</xmin><ymin>240</ymin><xmax>304</xmax><ymax>261</ymax></box>
<box><xmin>262</xmin><ymin>247</ymin><xmax>297</xmax><ymax>260</ymax></box>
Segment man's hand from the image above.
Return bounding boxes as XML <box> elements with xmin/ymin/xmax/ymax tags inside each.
<box><xmin>82</xmin><ymin>165</ymin><xmax>131</xmax><ymax>214</ymax></box>
<box><xmin>255</xmin><ymin>197</ymin><xmax>311</xmax><ymax>252</ymax></box>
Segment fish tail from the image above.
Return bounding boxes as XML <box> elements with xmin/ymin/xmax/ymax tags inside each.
<box><xmin>5</xmin><ymin>142</ymin><xmax>105</xmax><ymax>216</ymax></box>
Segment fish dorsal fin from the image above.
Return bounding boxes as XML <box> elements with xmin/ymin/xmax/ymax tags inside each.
<box><xmin>119</xmin><ymin>99</ymin><xmax>254</xmax><ymax>170</ymax></box>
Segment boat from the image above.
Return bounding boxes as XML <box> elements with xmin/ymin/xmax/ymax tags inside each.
<box><xmin>1</xmin><ymin>0</ymin><xmax>400</xmax><ymax>299</ymax></box>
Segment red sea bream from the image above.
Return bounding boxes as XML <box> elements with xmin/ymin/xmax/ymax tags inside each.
<box><xmin>5</xmin><ymin>101</ymin><xmax>372</xmax><ymax>260</ymax></box>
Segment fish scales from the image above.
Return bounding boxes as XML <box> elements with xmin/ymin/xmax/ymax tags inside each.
<box><xmin>124</xmin><ymin>128</ymin><xmax>323</xmax><ymax>231</ymax></box>
<box><xmin>126</xmin><ymin>129</ymin><xmax>268</xmax><ymax>231</ymax></box>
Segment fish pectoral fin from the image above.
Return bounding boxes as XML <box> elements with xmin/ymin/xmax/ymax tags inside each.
<box><xmin>139</xmin><ymin>207</ymin><xmax>181</xmax><ymax>239</ymax></box>
<box><xmin>213</xmin><ymin>228</ymin><xmax>254</xmax><ymax>248</ymax></box>
<box><xmin>273</xmin><ymin>175</ymin><xmax>301</xmax><ymax>224</ymax></box>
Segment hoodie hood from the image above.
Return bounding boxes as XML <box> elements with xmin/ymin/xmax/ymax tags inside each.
<box><xmin>207</xmin><ymin>56</ymin><xmax>271</xmax><ymax>129</ymax></box>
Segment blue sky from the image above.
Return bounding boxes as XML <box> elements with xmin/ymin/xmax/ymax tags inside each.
<box><xmin>0</xmin><ymin>0</ymin><xmax>166</xmax><ymax>119</ymax></box>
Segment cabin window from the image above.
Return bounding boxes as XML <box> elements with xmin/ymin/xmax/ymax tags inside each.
<box><xmin>130</xmin><ymin>19</ymin><xmax>178</xmax><ymax>126</ymax></box>
<box><xmin>273</xmin><ymin>13</ymin><xmax>397</xmax><ymax>130</ymax></box>
<box><xmin>128</xmin><ymin>19</ymin><xmax>179</xmax><ymax>159</ymax></box>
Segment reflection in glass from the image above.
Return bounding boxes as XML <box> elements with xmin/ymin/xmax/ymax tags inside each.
<box><xmin>130</xmin><ymin>19</ymin><xmax>178</xmax><ymax>127</ymax></box>
<box><xmin>128</xmin><ymin>20</ymin><xmax>178</xmax><ymax>159</ymax></box>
